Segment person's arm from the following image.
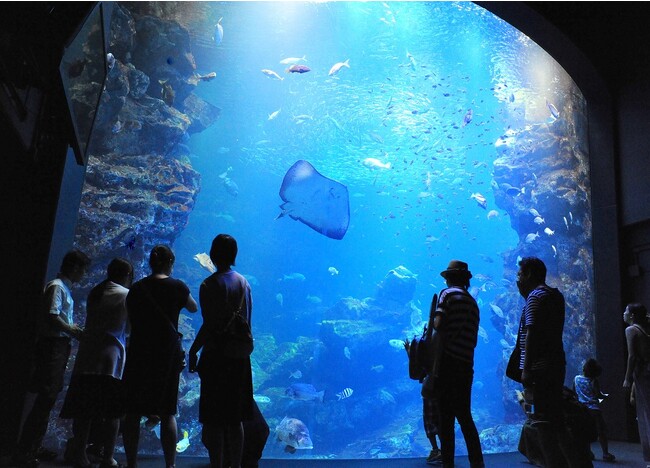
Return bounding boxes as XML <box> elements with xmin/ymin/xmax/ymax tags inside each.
<box><xmin>48</xmin><ymin>314</ymin><xmax>83</xmax><ymax>339</ymax></box>
<box><xmin>624</xmin><ymin>327</ymin><xmax>637</xmax><ymax>387</ymax></box>
<box><xmin>185</xmin><ymin>292</ymin><xmax>198</xmax><ymax>313</ymax></box>
<box><xmin>188</xmin><ymin>325</ymin><xmax>207</xmax><ymax>373</ymax></box>
<box><xmin>521</xmin><ymin>325</ymin><xmax>537</xmax><ymax>386</ymax></box>
<box><xmin>45</xmin><ymin>284</ymin><xmax>83</xmax><ymax>339</ymax></box>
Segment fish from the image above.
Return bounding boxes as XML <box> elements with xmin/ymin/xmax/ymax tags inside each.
<box><xmin>533</xmin><ymin>216</ymin><xmax>545</xmax><ymax>225</ymax></box>
<box><xmin>176</xmin><ymin>430</ymin><xmax>190</xmax><ymax>453</ymax></box>
<box><xmin>261</xmin><ymin>69</ymin><xmax>284</xmax><ymax>81</ymax></box>
<box><xmin>280</xmin><ymin>55</ymin><xmax>307</xmax><ymax>65</ymax></box>
<box><xmin>328</xmin><ymin>59</ymin><xmax>350</xmax><ymax>76</ymax></box>
<box><xmin>388</xmin><ymin>339</ymin><xmax>405</xmax><ymax>350</ymax></box>
<box><xmin>214</xmin><ymin>17</ymin><xmax>223</xmax><ymax>45</ymax></box>
<box><xmin>544</xmin><ymin>227</ymin><xmax>555</xmax><ymax>236</ymax></box>
<box><xmin>336</xmin><ymin>387</ymin><xmax>353</xmax><ymax>400</ymax></box>
<box><xmin>289</xmin><ymin>370</ymin><xmax>302</xmax><ymax>379</ymax></box>
<box><xmin>368</xmin><ymin>131</ymin><xmax>384</xmax><ymax>144</ymax></box>
<box><xmin>478</xmin><ymin>326</ymin><xmax>489</xmax><ymax>343</ymax></box>
<box><xmin>525</xmin><ymin>232</ymin><xmax>540</xmax><ymax>243</ymax></box>
<box><xmin>194</xmin><ymin>253</ymin><xmax>216</xmax><ymax>273</ymax></box>
<box><xmin>470</xmin><ymin>192</ymin><xmax>487</xmax><ymax>209</ymax></box>
<box><xmin>268</xmin><ymin>109</ymin><xmax>281</xmax><ymax>120</ymax></box>
<box><xmin>286</xmin><ymin>64</ymin><xmax>311</xmax><ymax>74</ymax></box>
<box><xmin>285</xmin><ymin>383</ymin><xmax>325</xmax><ymax>402</ymax></box>
<box><xmin>306</xmin><ymin>294</ymin><xmax>322</xmax><ymax>304</ymax></box>
<box><xmin>106</xmin><ymin>52</ymin><xmax>115</xmax><ymax>70</ymax></box>
<box><xmin>343</xmin><ymin>346</ymin><xmax>351</xmax><ymax>359</ymax></box>
<box><xmin>275</xmin><ymin>417</ymin><xmax>313</xmax><ymax>453</ymax></box>
<box><xmin>552</xmin><ymin>245</ymin><xmax>558</xmax><ymax>257</ymax></box>
<box><xmin>328</xmin><ymin>267</ymin><xmax>339</xmax><ymax>275</ymax></box>
<box><xmin>158</xmin><ymin>79</ymin><xmax>175</xmax><ymax>106</ymax></box>
<box><xmin>254</xmin><ymin>394</ymin><xmax>271</xmax><ymax>404</ymax></box>
<box><xmin>487</xmin><ymin>210</ymin><xmax>499</xmax><ymax>220</ymax></box>
<box><xmin>371</xmin><ymin>364</ymin><xmax>384</xmax><ymax>373</ymax></box>
<box><xmin>529</xmin><ymin>208</ymin><xmax>541</xmax><ymax>217</ymax></box>
<box><xmin>189</xmin><ymin>71</ymin><xmax>217</xmax><ymax>84</ymax></box>
<box><xmin>214</xmin><ymin>212</ymin><xmax>235</xmax><ymax>223</ymax></box>
<box><xmin>276</xmin><ymin>160</ymin><xmax>350</xmax><ymax>240</ymax></box>
<box><xmin>546</xmin><ymin>99</ymin><xmax>559</xmax><ymax>119</ymax></box>
<box><xmin>490</xmin><ymin>303</ymin><xmax>504</xmax><ymax>318</ymax></box>
<box><xmin>276</xmin><ymin>293</ymin><xmax>283</xmax><ymax>306</ymax></box>
<box><xmin>283</xmin><ymin>272</ymin><xmax>306</xmax><ymax>281</ymax></box>
<box><xmin>563</xmin><ymin>217</ymin><xmax>569</xmax><ymax>230</ymax></box>
<box><xmin>462</xmin><ymin>108</ymin><xmax>473</xmax><ymax>127</ymax></box>
<box><xmin>569</xmin><ymin>211</ymin><xmax>574</xmax><ymax>223</ymax></box>
<box><xmin>111</xmin><ymin>120</ymin><xmax>123</xmax><ymax>134</ymax></box>
<box><xmin>362</xmin><ymin>158</ymin><xmax>391</xmax><ymax>170</ymax></box>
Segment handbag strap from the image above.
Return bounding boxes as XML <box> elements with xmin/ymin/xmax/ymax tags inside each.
<box><xmin>223</xmin><ymin>292</ymin><xmax>247</xmax><ymax>333</ymax></box>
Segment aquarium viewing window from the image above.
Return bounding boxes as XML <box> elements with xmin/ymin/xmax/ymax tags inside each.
<box><xmin>64</xmin><ymin>1</ymin><xmax>595</xmax><ymax>460</ymax></box>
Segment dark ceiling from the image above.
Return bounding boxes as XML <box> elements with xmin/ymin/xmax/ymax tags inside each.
<box><xmin>523</xmin><ymin>2</ymin><xmax>650</xmax><ymax>89</ymax></box>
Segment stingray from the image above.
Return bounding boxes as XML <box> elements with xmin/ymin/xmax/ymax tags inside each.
<box><xmin>276</xmin><ymin>160</ymin><xmax>350</xmax><ymax>240</ymax></box>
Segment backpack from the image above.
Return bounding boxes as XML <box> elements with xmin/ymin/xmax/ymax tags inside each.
<box><xmin>220</xmin><ymin>294</ymin><xmax>254</xmax><ymax>359</ymax></box>
<box><xmin>407</xmin><ymin>294</ymin><xmax>440</xmax><ymax>382</ymax></box>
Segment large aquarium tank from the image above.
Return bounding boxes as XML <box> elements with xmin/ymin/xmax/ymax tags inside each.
<box><xmin>58</xmin><ymin>1</ymin><xmax>595</xmax><ymax>461</ymax></box>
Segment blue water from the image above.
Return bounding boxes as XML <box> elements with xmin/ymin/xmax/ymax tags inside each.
<box><xmin>74</xmin><ymin>1</ymin><xmax>593</xmax><ymax>460</ymax></box>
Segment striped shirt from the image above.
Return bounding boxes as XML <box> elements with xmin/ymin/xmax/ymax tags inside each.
<box><xmin>435</xmin><ymin>286</ymin><xmax>479</xmax><ymax>363</ymax></box>
<box><xmin>517</xmin><ymin>285</ymin><xmax>565</xmax><ymax>371</ymax></box>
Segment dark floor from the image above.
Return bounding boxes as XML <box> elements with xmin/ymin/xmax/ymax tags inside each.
<box><xmin>27</xmin><ymin>440</ymin><xmax>647</xmax><ymax>468</ymax></box>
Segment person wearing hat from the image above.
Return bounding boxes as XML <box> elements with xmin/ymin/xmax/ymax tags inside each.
<box><xmin>432</xmin><ymin>260</ymin><xmax>484</xmax><ymax>468</ymax></box>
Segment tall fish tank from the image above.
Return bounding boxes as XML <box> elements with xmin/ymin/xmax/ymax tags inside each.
<box><xmin>60</xmin><ymin>1</ymin><xmax>595</xmax><ymax>460</ymax></box>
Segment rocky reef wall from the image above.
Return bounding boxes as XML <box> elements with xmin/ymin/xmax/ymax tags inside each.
<box><xmin>72</xmin><ymin>3</ymin><xmax>220</xmax><ymax>289</ymax></box>
<box><xmin>489</xmin><ymin>91</ymin><xmax>594</xmax><ymax>418</ymax></box>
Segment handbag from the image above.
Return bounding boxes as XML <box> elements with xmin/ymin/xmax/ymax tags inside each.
<box><xmin>220</xmin><ymin>293</ymin><xmax>254</xmax><ymax>359</ymax></box>
<box><xmin>506</xmin><ymin>344</ymin><xmax>522</xmax><ymax>383</ymax></box>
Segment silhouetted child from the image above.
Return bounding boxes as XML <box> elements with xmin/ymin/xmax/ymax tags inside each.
<box><xmin>573</xmin><ymin>358</ymin><xmax>615</xmax><ymax>462</ymax></box>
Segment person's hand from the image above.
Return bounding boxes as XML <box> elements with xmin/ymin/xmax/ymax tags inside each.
<box><xmin>403</xmin><ymin>339</ymin><xmax>410</xmax><ymax>352</ymax></box>
<box><xmin>188</xmin><ymin>353</ymin><xmax>198</xmax><ymax>373</ymax></box>
<box><xmin>69</xmin><ymin>324</ymin><xmax>84</xmax><ymax>340</ymax></box>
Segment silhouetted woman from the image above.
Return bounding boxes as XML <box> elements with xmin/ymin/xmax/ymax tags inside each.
<box><xmin>122</xmin><ymin>245</ymin><xmax>197</xmax><ymax>468</ymax></box>
<box><xmin>623</xmin><ymin>302</ymin><xmax>650</xmax><ymax>464</ymax></box>
<box><xmin>189</xmin><ymin>234</ymin><xmax>253</xmax><ymax>468</ymax></box>
<box><xmin>60</xmin><ymin>257</ymin><xmax>133</xmax><ymax>468</ymax></box>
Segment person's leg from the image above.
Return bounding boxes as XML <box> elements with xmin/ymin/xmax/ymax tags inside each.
<box><xmin>225</xmin><ymin>421</ymin><xmax>244</xmax><ymax>468</ymax></box>
<box><xmin>17</xmin><ymin>392</ymin><xmax>57</xmax><ymax>458</ymax></box>
<box><xmin>453</xmin><ymin>367</ymin><xmax>484</xmax><ymax>468</ymax></box>
<box><xmin>201</xmin><ymin>422</ymin><xmax>224</xmax><ymax>468</ymax></box>
<box><xmin>159</xmin><ymin>414</ymin><xmax>177</xmax><ymax>468</ymax></box>
<box><xmin>72</xmin><ymin>417</ymin><xmax>92</xmax><ymax>466</ymax></box>
<box><xmin>101</xmin><ymin>418</ymin><xmax>120</xmax><ymax>466</ymax></box>
<box><xmin>122</xmin><ymin>414</ymin><xmax>141</xmax><ymax>468</ymax></box>
<box><xmin>437</xmin><ymin>375</ymin><xmax>456</xmax><ymax>468</ymax></box>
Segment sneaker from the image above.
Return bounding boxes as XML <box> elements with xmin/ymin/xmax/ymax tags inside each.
<box><xmin>426</xmin><ymin>448</ymin><xmax>442</xmax><ymax>464</ymax></box>
<box><xmin>603</xmin><ymin>453</ymin><xmax>616</xmax><ymax>462</ymax></box>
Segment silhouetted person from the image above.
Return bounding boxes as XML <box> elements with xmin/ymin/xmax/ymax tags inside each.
<box><xmin>121</xmin><ymin>245</ymin><xmax>198</xmax><ymax>468</ymax></box>
<box><xmin>623</xmin><ymin>302</ymin><xmax>650</xmax><ymax>465</ymax></box>
<box><xmin>60</xmin><ymin>258</ymin><xmax>134</xmax><ymax>467</ymax></box>
<box><xmin>15</xmin><ymin>249</ymin><xmax>90</xmax><ymax>466</ymax></box>
<box><xmin>514</xmin><ymin>256</ymin><xmax>590</xmax><ymax>467</ymax></box>
<box><xmin>189</xmin><ymin>234</ymin><xmax>254</xmax><ymax>468</ymax></box>
<box><xmin>574</xmin><ymin>358</ymin><xmax>615</xmax><ymax>462</ymax></box>
<box><xmin>433</xmin><ymin>260</ymin><xmax>484</xmax><ymax>468</ymax></box>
